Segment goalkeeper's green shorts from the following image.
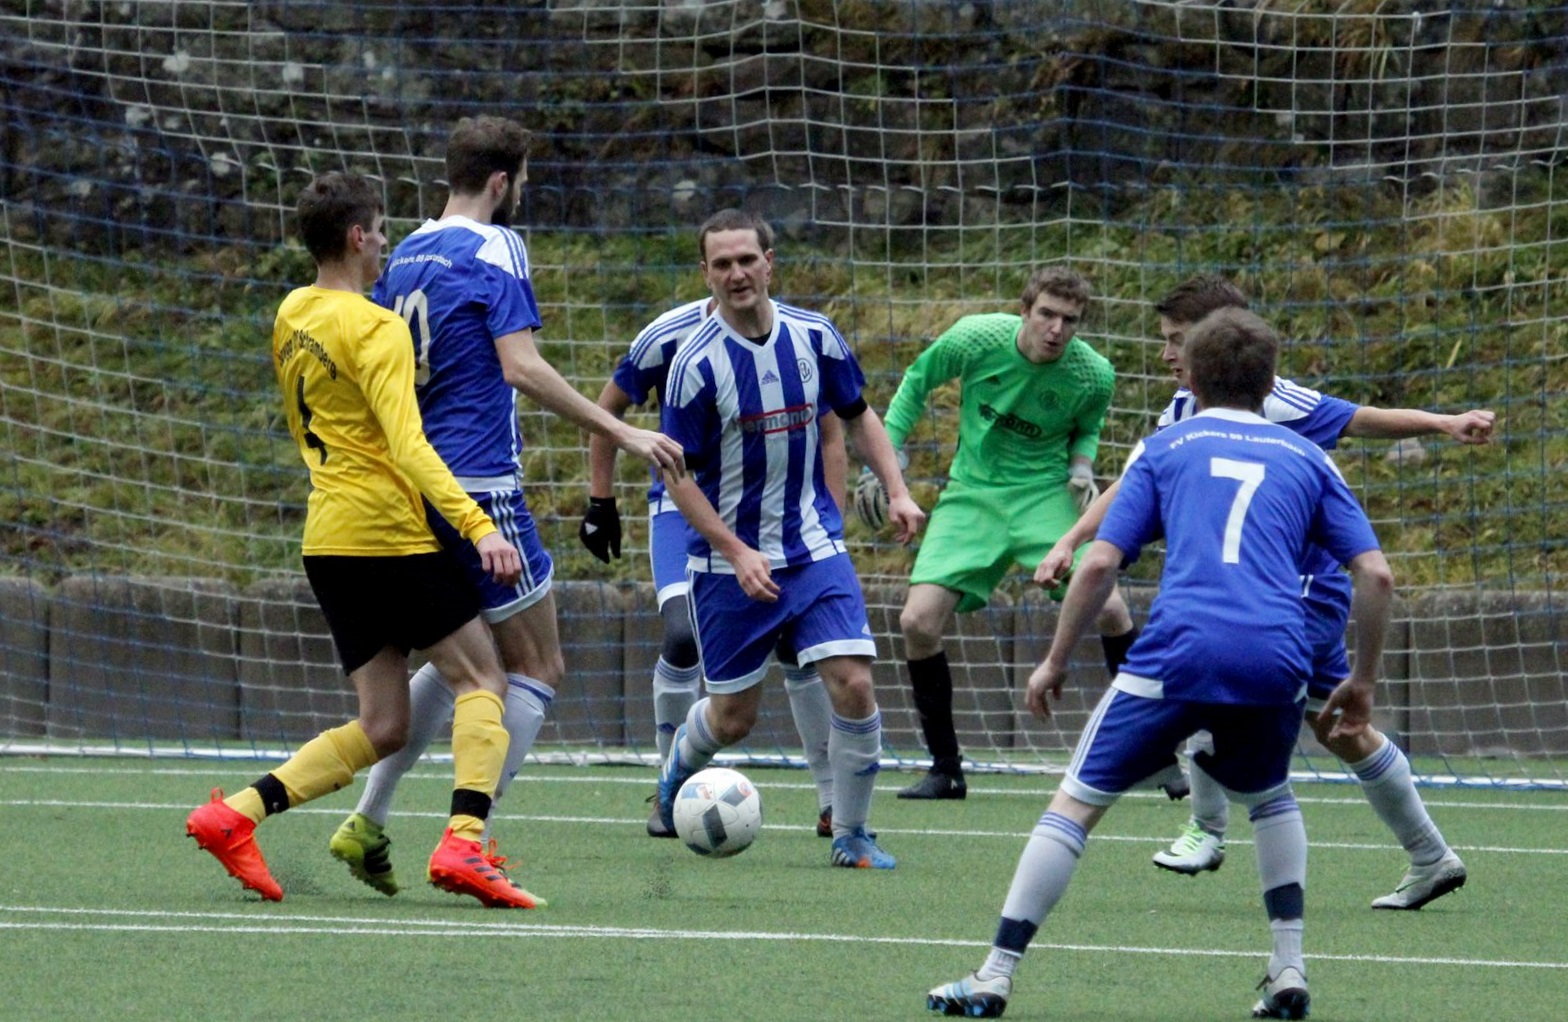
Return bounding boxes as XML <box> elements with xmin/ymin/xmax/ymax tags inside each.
<box><xmin>909</xmin><ymin>479</ymin><xmax>1084</xmax><ymax>613</ymax></box>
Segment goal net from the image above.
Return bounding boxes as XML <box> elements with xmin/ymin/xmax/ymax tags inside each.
<box><xmin>2</xmin><ymin>1</ymin><xmax>1563</xmax><ymax>787</ymax></box>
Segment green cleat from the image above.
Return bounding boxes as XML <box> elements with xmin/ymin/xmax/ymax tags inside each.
<box><xmin>329</xmin><ymin>812</ymin><xmax>400</xmax><ymax>896</ymax></box>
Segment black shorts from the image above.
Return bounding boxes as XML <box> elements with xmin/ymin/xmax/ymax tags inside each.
<box><xmin>304</xmin><ymin>551</ymin><xmax>481</xmax><ymax>675</ymax></box>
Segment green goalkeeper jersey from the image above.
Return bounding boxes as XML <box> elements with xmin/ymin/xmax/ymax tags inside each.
<box><xmin>883</xmin><ymin>312</ymin><xmax>1115</xmax><ymax>490</ymax></box>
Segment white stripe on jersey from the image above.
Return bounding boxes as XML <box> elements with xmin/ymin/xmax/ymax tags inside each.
<box><xmin>1157</xmin><ymin>376</ymin><xmax>1323</xmax><ymax>430</ymax></box>
<box><xmin>628</xmin><ymin>299</ymin><xmax>709</xmax><ymax>372</ymax></box>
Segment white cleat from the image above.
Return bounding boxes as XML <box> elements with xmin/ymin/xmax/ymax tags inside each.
<box><xmin>927</xmin><ymin>973</ymin><xmax>1011</xmax><ymax>1018</ymax></box>
<box><xmin>1371</xmin><ymin>850</ymin><xmax>1467</xmax><ymax>910</ymax></box>
<box><xmin>1152</xmin><ymin>821</ymin><xmax>1225</xmax><ymax>875</ymax></box>
<box><xmin>1251</xmin><ymin>966</ymin><xmax>1309</xmax><ymax>1020</ymax></box>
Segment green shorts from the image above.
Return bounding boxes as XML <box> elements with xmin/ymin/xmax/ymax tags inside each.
<box><xmin>909</xmin><ymin>479</ymin><xmax>1085</xmax><ymax>613</ymax></box>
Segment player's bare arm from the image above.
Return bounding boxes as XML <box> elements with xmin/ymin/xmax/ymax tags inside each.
<box><xmin>1035</xmin><ymin>475</ymin><xmax>1122</xmax><ymax>586</ymax></box>
<box><xmin>1319</xmin><ymin>548</ymin><xmax>1395</xmax><ymax>742</ymax></box>
<box><xmin>1343</xmin><ymin>406</ymin><xmax>1496</xmax><ymax>444</ymax></box>
<box><xmin>496</xmin><ymin>327</ymin><xmax>686</xmax><ymax>479</ymax></box>
<box><xmin>844</xmin><ymin>406</ymin><xmax>926</xmax><ymax>545</ymax></box>
<box><xmin>819</xmin><ymin>410</ymin><xmax>849</xmax><ymax>512</ymax></box>
<box><xmin>1028</xmin><ymin>539</ymin><xmax>1123</xmax><ymax>718</ymax></box>
<box><xmin>664</xmin><ymin>472</ymin><xmax>780</xmax><ymax>603</ymax></box>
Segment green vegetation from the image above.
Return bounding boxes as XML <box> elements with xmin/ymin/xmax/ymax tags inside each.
<box><xmin>1</xmin><ymin>176</ymin><xmax>1562</xmax><ymax>590</ymax></box>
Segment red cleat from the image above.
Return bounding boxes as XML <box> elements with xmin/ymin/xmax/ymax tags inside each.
<box><xmin>185</xmin><ymin>788</ymin><xmax>283</xmax><ymax>901</ymax></box>
<box><xmin>427</xmin><ymin>828</ymin><xmax>545</xmax><ymax>909</ymax></box>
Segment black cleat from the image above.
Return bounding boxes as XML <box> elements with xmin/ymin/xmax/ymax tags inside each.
<box><xmin>898</xmin><ymin>769</ymin><xmax>967</xmax><ymax>800</ymax></box>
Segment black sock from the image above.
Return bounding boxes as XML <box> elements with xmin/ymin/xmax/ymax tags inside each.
<box><xmin>1101</xmin><ymin>626</ymin><xmax>1140</xmax><ymax>678</ymax></box>
<box><xmin>907</xmin><ymin>651</ymin><xmax>961</xmax><ymax>774</ymax></box>
<box><xmin>252</xmin><ymin>773</ymin><xmax>290</xmax><ymax>817</ymax></box>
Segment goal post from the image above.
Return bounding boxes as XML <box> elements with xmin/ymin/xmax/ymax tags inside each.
<box><xmin>1</xmin><ymin>1</ymin><xmax>1563</xmax><ymax>787</ymax></box>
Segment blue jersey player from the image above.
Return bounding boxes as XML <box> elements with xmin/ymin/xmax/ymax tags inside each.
<box><xmin>928</xmin><ymin>307</ymin><xmax>1396</xmax><ymax>1021</ymax></box>
<box><xmin>583</xmin><ymin>296</ymin><xmax>852</xmax><ymax>839</ymax></box>
<box><xmin>1037</xmin><ymin>276</ymin><xmax>1490</xmax><ymax>909</ymax></box>
<box><xmin>327</xmin><ymin>116</ymin><xmax>685</xmax><ymax>899</ymax></box>
<box><xmin>652</xmin><ymin>208</ymin><xmax>924</xmax><ymax>869</ymax></box>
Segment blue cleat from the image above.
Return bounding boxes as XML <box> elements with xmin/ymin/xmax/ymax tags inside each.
<box><xmin>830</xmin><ymin>826</ymin><xmax>895</xmax><ymax>869</ymax></box>
<box><xmin>655</xmin><ymin>724</ymin><xmax>696</xmax><ymax>835</ymax></box>
<box><xmin>927</xmin><ymin>973</ymin><xmax>1011</xmax><ymax>1018</ymax></box>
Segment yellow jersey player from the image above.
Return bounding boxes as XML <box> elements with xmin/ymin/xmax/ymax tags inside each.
<box><xmin>184</xmin><ymin>172</ymin><xmax>540</xmax><ymax>908</ymax></box>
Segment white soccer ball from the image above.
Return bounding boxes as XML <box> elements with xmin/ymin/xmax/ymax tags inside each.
<box><xmin>673</xmin><ymin>767</ymin><xmax>762</xmax><ymax>858</ymax></box>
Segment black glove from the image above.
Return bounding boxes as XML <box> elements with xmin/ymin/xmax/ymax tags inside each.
<box><xmin>578</xmin><ymin>496</ymin><xmax>622</xmax><ymax>563</ymax></box>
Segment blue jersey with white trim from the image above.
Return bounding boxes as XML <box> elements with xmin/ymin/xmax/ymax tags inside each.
<box><xmin>1101</xmin><ymin>408</ymin><xmax>1380</xmax><ymax>705</ymax></box>
<box><xmin>661</xmin><ymin>300</ymin><xmax>862</xmax><ymax>572</ymax></box>
<box><xmin>372</xmin><ymin>216</ymin><xmax>543</xmax><ymax>485</ymax></box>
<box><xmin>1157</xmin><ymin>377</ymin><xmax>1359</xmax><ymax>622</ymax></box>
<box><xmin>612</xmin><ymin>298</ymin><xmax>713</xmax><ymax>507</ymax></box>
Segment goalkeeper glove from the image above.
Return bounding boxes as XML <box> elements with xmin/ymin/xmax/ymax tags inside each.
<box><xmin>1067</xmin><ymin>462</ymin><xmax>1099</xmax><ymax>515</ymax></box>
<box><xmin>852</xmin><ymin>468</ymin><xmax>889</xmax><ymax>530</ymax></box>
<box><xmin>578</xmin><ymin>497</ymin><xmax>622</xmax><ymax>563</ymax></box>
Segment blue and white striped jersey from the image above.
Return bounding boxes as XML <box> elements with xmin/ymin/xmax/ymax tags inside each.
<box><xmin>372</xmin><ymin>216</ymin><xmax>543</xmax><ymax>488</ymax></box>
<box><xmin>1156</xmin><ymin>377</ymin><xmax>1359</xmax><ymax>620</ymax></box>
<box><xmin>612</xmin><ymin>298</ymin><xmax>714</xmax><ymax>508</ymax></box>
<box><xmin>661</xmin><ymin>300</ymin><xmax>864</xmax><ymax>573</ymax></box>
<box><xmin>1102</xmin><ymin>408</ymin><xmax>1381</xmax><ymax>705</ymax></box>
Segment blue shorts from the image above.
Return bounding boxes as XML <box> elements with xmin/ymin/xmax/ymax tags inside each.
<box><xmin>426</xmin><ymin>487</ymin><xmax>554</xmax><ymax>623</ymax></box>
<box><xmin>1063</xmin><ymin>688</ymin><xmax>1304</xmax><ymax>807</ymax></box>
<box><xmin>1304</xmin><ymin>606</ymin><xmax>1352</xmax><ymax>710</ymax></box>
<box><xmin>689</xmin><ymin>553</ymin><xmax>877</xmax><ymax>693</ymax></box>
<box><xmin>648</xmin><ymin>503</ymin><xmax>691</xmax><ymax>609</ymax></box>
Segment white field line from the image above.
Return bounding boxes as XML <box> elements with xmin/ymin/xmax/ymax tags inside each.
<box><xmin>1</xmin><ymin>762</ymin><xmax>1564</xmax><ymax>812</ymax></box>
<box><xmin>0</xmin><ymin>904</ymin><xmax>1563</xmax><ymax>970</ymax></box>
<box><xmin>1</xmin><ymin>797</ymin><xmax>1561</xmax><ymax>855</ymax></box>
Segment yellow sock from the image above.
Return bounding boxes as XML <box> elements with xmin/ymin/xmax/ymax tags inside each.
<box><xmin>449</xmin><ymin>689</ymin><xmax>508</xmax><ymax>841</ymax></box>
<box><xmin>223</xmin><ymin>787</ymin><xmax>266</xmax><ymax>824</ymax></box>
<box><xmin>272</xmin><ymin>721</ymin><xmax>378</xmax><ymax>807</ymax></box>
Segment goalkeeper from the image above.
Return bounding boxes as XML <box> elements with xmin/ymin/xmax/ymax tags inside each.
<box><xmin>870</xmin><ymin>267</ymin><xmax>1140</xmax><ymax>800</ymax></box>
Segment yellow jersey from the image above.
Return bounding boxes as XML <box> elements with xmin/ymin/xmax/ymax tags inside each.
<box><xmin>272</xmin><ymin>285</ymin><xmax>496</xmax><ymax>556</ymax></box>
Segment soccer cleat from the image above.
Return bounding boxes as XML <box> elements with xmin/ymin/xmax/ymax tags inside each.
<box><xmin>427</xmin><ymin>828</ymin><xmax>545</xmax><ymax>909</ymax></box>
<box><xmin>1370</xmin><ymin>851</ymin><xmax>1467</xmax><ymax>910</ymax></box>
<box><xmin>817</xmin><ymin>806</ymin><xmax>833</xmax><ymax>838</ymax></box>
<box><xmin>1152</xmin><ymin>820</ymin><xmax>1226</xmax><ymax>875</ymax></box>
<box><xmin>185</xmin><ymin>788</ymin><xmax>283</xmax><ymax>902</ymax></box>
<box><xmin>927</xmin><ymin>973</ymin><xmax>1011</xmax><ymax>1018</ymax></box>
<box><xmin>654</xmin><ymin>724</ymin><xmax>697</xmax><ymax>835</ymax></box>
<box><xmin>897</xmin><ymin>769</ymin><xmax>967</xmax><ymax>800</ymax></box>
<box><xmin>830</xmin><ymin>826</ymin><xmax>896</xmax><ymax>869</ymax></box>
<box><xmin>329</xmin><ymin>812</ymin><xmax>399</xmax><ymax>896</ymax></box>
<box><xmin>1250</xmin><ymin>966</ymin><xmax>1309</xmax><ymax>1019</ymax></box>
<box><xmin>645</xmin><ymin>794</ymin><xmax>677</xmax><ymax>838</ymax></box>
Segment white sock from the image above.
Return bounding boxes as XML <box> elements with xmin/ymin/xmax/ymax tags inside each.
<box><xmin>667</xmin><ymin>697</ymin><xmax>724</xmax><ymax>779</ymax></box>
<box><xmin>827</xmin><ymin>710</ymin><xmax>881</xmax><ymax>836</ymax></box>
<box><xmin>1187</xmin><ymin>752</ymin><xmax>1230</xmax><ymax>836</ymax></box>
<box><xmin>1348</xmin><ymin>737</ymin><xmax>1449</xmax><ymax>867</ymax></box>
<box><xmin>1249</xmin><ymin>793</ymin><xmax>1307</xmax><ymax>977</ymax></box>
<box><xmin>1269</xmin><ymin>918</ymin><xmax>1305</xmax><ymax>978</ymax></box>
<box><xmin>652</xmin><ymin>658</ymin><xmax>701</xmax><ymax>761</ymax></box>
<box><xmin>999</xmin><ymin>811</ymin><xmax>1087</xmax><ymax>926</ymax></box>
<box><xmin>783</xmin><ymin>665</ymin><xmax>834</xmax><ymax>811</ymax></box>
<box><xmin>355</xmin><ymin>662</ymin><xmax>452</xmax><ymax>826</ymax></box>
<box><xmin>481</xmin><ymin>675</ymin><xmax>553</xmax><ymax>843</ymax></box>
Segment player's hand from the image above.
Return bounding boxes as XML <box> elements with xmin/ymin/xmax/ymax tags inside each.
<box><xmin>1034</xmin><ymin>538</ymin><xmax>1076</xmax><ymax>588</ymax></box>
<box><xmin>886</xmin><ymin>493</ymin><xmax>926</xmax><ymax>545</ymax></box>
<box><xmin>728</xmin><ymin>546</ymin><xmax>780</xmax><ymax>603</ymax></box>
<box><xmin>1316</xmin><ymin>677</ymin><xmax>1375</xmax><ymax>742</ymax></box>
<box><xmin>475</xmin><ymin>532</ymin><xmax>523</xmax><ymax>586</ymax></box>
<box><xmin>1025</xmin><ymin>659</ymin><xmax>1068</xmax><ymax>720</ymax></box>
<box><xmin>1067</xmin><ymin>462</ymin><xmax>1099</xmax><ymax>515</ymax></box>
<box><xmin>578</xmin><ymin>496</ymin><xmax>621</xmax><ymax>563</ymax></box>
<box><xmin>1444</xmin><ymin>409</ymin><xmax>1496</xmax><ymax>445</ymax></box>
<box><xmin>621</xmin><ymin>427</ymin><xmax>686</xmax><ymax>481</ymax></box>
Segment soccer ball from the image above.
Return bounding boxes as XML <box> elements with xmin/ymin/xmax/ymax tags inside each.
<box><xmin>672</xmin><ymin>767</ymin><xmax>762</xmax><ymax>858</ymax></box>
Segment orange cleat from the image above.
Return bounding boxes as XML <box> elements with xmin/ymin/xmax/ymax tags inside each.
<box><xmin>427</xmin><ymin>828</ymin><xmax>545</xmax><ymax>909</ymax></box>
<box><xmin>185</xmin><ymin>788</ymin><xmax>283</xmax><ymax>901</ymax></box>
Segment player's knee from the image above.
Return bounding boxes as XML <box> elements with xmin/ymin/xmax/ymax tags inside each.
<box><xmin>899</xmin><ymin>604</ymin><xmax>944</xmax><ymax>649</ymax></box>
<box><xmin>661</xmin><ymin>620</ymin><xmax>699</xmax><ymax>670</ymax></box>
